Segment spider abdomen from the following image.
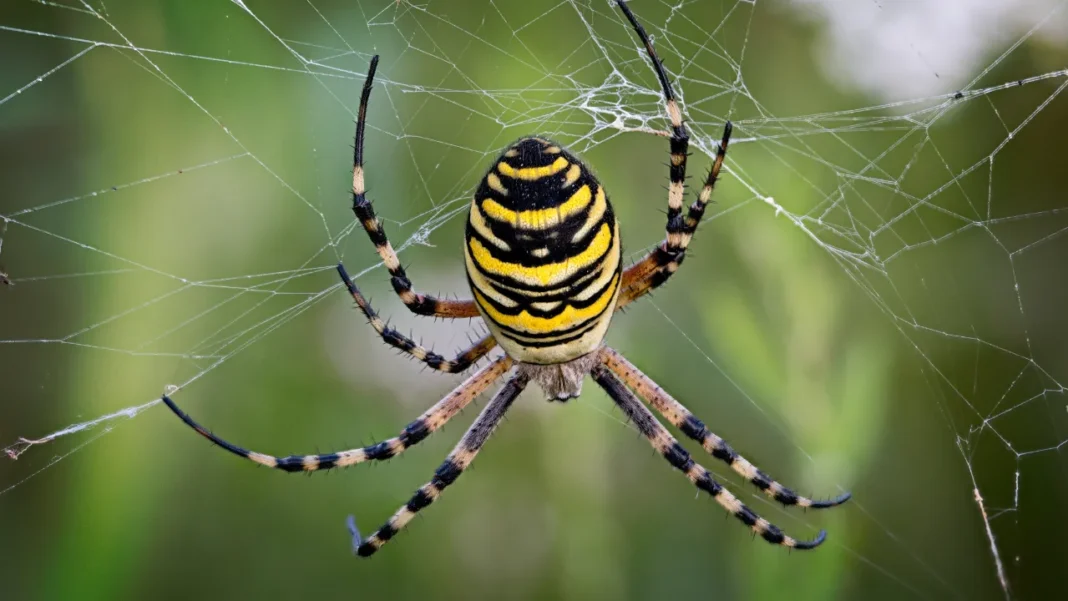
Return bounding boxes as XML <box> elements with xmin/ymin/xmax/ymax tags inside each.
<box><xmin>465</xmin><ymin>138</ymin><xmax>622</xmax><ymax>365</ymax></box>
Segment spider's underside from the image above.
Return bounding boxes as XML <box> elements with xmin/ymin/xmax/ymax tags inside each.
<box><xmin>161</xmin><ymin>0</ymin><xmax>850</xmax><ymax>558</ymax></box>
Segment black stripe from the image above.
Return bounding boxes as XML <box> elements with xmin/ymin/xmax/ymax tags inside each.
<box><xmin>400</xmin><ymin>419</ymin><xmax>431</xmax><ymax>447</ymax></box>
<box><xmin>680</xmin><ymin>414</ymin><xmax>707</xmax><ymax>440</ymax></box>
<box><xmin>666</xmin><ymin>213</ymin><xmax>686</xmax><ymax>235</ymax></box>
<box><xmin>734</xmin><ymin>505</ymin><xmax>758</xmax><ymax>527</ymax></box>
<box><xmin>467</xmin><ymin>212</ymin><xmax>608</xmax><ymax>269</ymax></box>
<box><xmin>474</xmin><ymin>268</ymin><xmax>618</xmax><ymax>319</ymax></box>
<box><xmin>774</xmin><ymin>490</ymin><xmax>799</xmax><ymax>505</ymax></box>
<box><xmin>466</xmin><ymin>236</ymin><xmax>614</xmax><ymax>294</ymax></box>
<box><xmin>432</xmin><ymin>458</ymin><xmax>463</xmax><ymax>488</ymax></box>
<box><xmin>424</xmin><ymin>353</ymin><xmax>447</xmax><ymax>371</ymax></box>
<box><xmin>488</xmin><ymin>293</ymin><xmax>614</xmax><ymax>342</ymax></box>
<box><xmin>407</xmin><ymin>488</ymin><xmax>433</xmax><ymax>512</ymax></box>
<box><xmin>377</xmin><ymin>522</ymin><xmax>397</xmax><ymax>542</ymax></box>
<box><xmin>684</xmin><ymin>202</ymin><xmax>707</xmax><ymax>233</ymax></box>
<box><xmin>468</xmin><ymin>201</ymin><xmax>613</xmax><ymax>268</ymax></box>
<box><xmin>663</xmin><ymin>442</ymin><xmax>694</xmax><ymax>472</ymax></box>
<box><xmin>477</xmin><ymin>174</ymin><xmax>593</xmax><ymax>215</ymax></box>
<box><xmin>465</xmin><ymin>262</ymin><xmax>606</xmax><ymax>306</ymax></box>
<box><xmin>709</xmin><ymin>443</ymin><xmax>734</xmax><ymax>463</ymax></box>
<box><xmin>669</xmin><ymin>137</ymin><xmax>688</xmax><ymax>186</ymax></box>
<box><xmin>694</xmin><ymin>470</ymin><xmax>723</xmax><ymax>496</ymax></box>
<box><xmin>760</xmin><ymin>524</ymin><xmax>786</xmax><ymax>545</ymax></box>
<box><xmin>477</xmin><ymin>157</ymin><xmax>593</xmax><ymax>207</ymax></box>
<box><xmin>358</xmin><ymin>223</ymin><xmax>389</xmax><ymax>249</ymax></box>
<box><xmin>276</xmin><ymin>455</ymin><xmax>306</xmax><ymax>472</ymax></box>
<box><xmin>496</xmin><ymin>320</ymin><xmax>603</xmax><ymax>351</ymax></box>
<box><xmin>365</xmin><ymin>441</ymin><xmax>395</xmax><ymax>461</ymax></box>
<box><xmin>317</xmin><ymin>453</ymin><xmax>340</xmax><ymax>470</ymax></box>
<box><xmin>496</xmin><ymin>137</ymin><xmax>565</xmax><ymax>170</ymax></box>
<box><xmin>381</xmin><ymin>329</ymin><xmax>415</xmax><ymax>352</ymax></box>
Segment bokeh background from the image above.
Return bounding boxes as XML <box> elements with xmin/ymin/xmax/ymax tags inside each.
<box><xmin>2</xmin><ymin>1</ymin><xmax>1067</xmax><ymax>600</ymax></box>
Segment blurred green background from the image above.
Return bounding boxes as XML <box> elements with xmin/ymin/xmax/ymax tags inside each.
<box><xmin>2</xmin><ymin>1</ymin><xmax>1067</xmax><ymax>599</ymax></box>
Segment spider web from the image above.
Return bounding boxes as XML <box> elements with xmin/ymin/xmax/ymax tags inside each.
<box><xmin>1</xmin><ymin>0</ymin><xmax>1066</xmax><ymax>598</ymax></box>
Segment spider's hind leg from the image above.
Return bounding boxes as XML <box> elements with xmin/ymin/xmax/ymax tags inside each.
<box><xmin>591</xmin><ymin>361</ymin><xmax>829</xmax><ymax>549</ymax></box>
<box><xmin>599</xmin><ymin>347</ymin><xmax>851</xmax><ymax>509</ymax></box>
<box><xmin>351</xmin><ymin>371</ymin><xmax>529</xmax><ymax>557</ymax></box>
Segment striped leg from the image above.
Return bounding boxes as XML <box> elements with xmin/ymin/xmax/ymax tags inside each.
<box><xmin>350</xmin><ymin>371</ymin><xmax>530</xmax><ymax>557</ymax></box>
<box><xmin>161</xmin><ymin>355</ymin><xmax>513</xmax><ymax>472</ymax></box>
<box><xmin>591</xmin><ymin>362</ymin><xmax>827</xmax><ymax>550</ymax></box>
<box><xmin>617</xmin><ymin>123</ymin><xmax>732</xmax><ymax>310</ymax></box>
<box><xmin>599</xmin><ymin>347</ymin><xmax>851</xmax><ymax>508</ymax></box>
<box><xmin>351</xmin><ymin>55</ymin><xmax>479</xmax><ymax>319</ymax></box>
<box><xmin>614</xmin><ymin>1</ymin><xmax>732</xmax><ymax>309</ymax></box>
<box><xmin>338</xmin><ymin>264</ymin><xmax>496</xmax><ymax>373</ymax></box>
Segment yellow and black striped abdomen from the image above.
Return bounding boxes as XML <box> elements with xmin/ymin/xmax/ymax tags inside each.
<box><xmin>465</xmin><ymin>138</ymin><xmax>622</xmax><ymax>365</ymax></box>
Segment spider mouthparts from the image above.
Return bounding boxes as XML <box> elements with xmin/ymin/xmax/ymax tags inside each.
<box><xmin>346</xmin><ymin>514</ymin><xmax>364</xmax><ymax>552</ymax></box>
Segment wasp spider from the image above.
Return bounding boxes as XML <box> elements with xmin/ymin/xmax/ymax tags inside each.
<box><xmin>162</xmin><ymin>0</ymin><xmax>850</xmax><ymax>557</ymax></box>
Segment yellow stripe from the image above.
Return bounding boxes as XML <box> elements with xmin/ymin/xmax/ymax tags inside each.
<box><xmin>474</xmin><ymin>272</ymin><xmax>619</xmax><ymax>335</ymax></box>
<box><xmin>497</xmin><ymin>156</ymin><xmax>568</xmax><ymax>180</ymax></box>
<box><xmin>561</xmin><ymin>163</ymin><xmax>582</xmax><ymax>187</ymax></box>
<box><xmin>573</xmin><ymin>224</ymin><xmax>620</xmax><ymax>301</ymax></box>
<box><xmin>465</xmin><ymin>246</ymin><xmax>600</xmax><ymax>299</ymax></box>
<box><xmin>486</xmin><ymin>172</ymin><xmax>508</xmax><ymax>195</ymax></box>
<box><xmin>571</xmin><ymin>186</ymin><xmax>606</xmax><ymax>242</ymax></box>
<box><xmin>464</xmin><ymin>249</ymin><xmax>518</xmax><ymax>308</ymax></box>
<box><xmin>468</xmin><ymin>200</ymin><xmax>511</xmax><ymax>251</ymax></box>
<box><xmin>468</xmin><ymin>223</ymin><xmax>612</xmax><ymax>287</ymax></box>
<box><xmin>481</xmin><ymin>185</ymin><xmax>591</xmax><ymax>230</ymax></box>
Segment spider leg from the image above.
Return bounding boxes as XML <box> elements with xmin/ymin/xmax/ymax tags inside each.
<box><xmin>612</xmin><ymin>1</ymin><xmax>731</xmax><ymax>309</ymax></box>
<box><xmin>350</xmin><ymin>370</ymin><xmax>529</xmax><ymax>557</ymax></box>
<box><xmin>617</xmin><ymin>123</ymin><xmax>731</xmax><ymax>310</ymax></box>
<box><xmin>338</xmin><ymin>263</ymin><xmax>495</xmax><ymax>373</ymax></box>
<box><xmin>350</xmin><ymin>55</ymin><xmax>479</xmax><ymax>319</ymax></box>
<box><xmin>161</xmin><ymin>356</ymin><xmax>513</xmax><ymax>473</ymax></box>
<box><xmin>591</xmin><ymin>361</ymin><xmax>827</xmax><ymax>550</ymax></box>
<box><xmin>600</xmin><ymin>347</ymin><xmax>851</xmax><ymax>508</ymax></box>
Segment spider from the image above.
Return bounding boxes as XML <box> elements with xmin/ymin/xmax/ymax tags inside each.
<box><xmin>162</xmin><ymin>0</ymin><xmax>850</xmax><ymax>557</ymax></box>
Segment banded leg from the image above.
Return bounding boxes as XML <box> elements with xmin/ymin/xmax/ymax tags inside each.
<box><xmin>591</xmin><ymin>363</ymin><xmax>827</xmax><ymax>550</ymax></box>
<box><xmin>161</xmin><ymin>355</ymin><xmax>513</xmax><ymax>473</ymax></box>
<box><xmin>617</xmin><ymin>123</ymin><xmax>732</xmax><ymax>309</ymax></box>
<box><xmin>614</xmin><ymin>1</ymin><xmax>732</xmax><ymax>309</ymax></box>
<box><xmin>338</xmin><ymin>263</ymin><xmax>496</xmax><ymax>373</ymax></box>
<box><xmin>350</xmin><ymin>371</ymin><xmax>530</xmax><ymax>557</ymax></box>
<box><xmin>599</xmin><ymin>347</ymin><xmax>850</xmax><ymax>508</ymax></box>
<box><xmin>350</xmin><ymin>55</ymin><xmax>479</xmax><ymax>319</ymax></box>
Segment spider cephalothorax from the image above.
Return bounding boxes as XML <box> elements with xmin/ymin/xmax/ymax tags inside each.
<box><xmin>162</xmin><ymin>0</ymin><xmax>850</xmax><ymax>559</ymax></box>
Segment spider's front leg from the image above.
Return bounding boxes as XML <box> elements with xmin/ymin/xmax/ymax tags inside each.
<box><xmin>337</xmin><ymin>264</ymin><xmax>496</xmax><ymax>373</ymax></box>
<box><xmin>349</xmin><ymin>55</ymin><xmax>478</xmax><ymax>319</ymax></box>
<box><xmin>612</xmin><ymin>1</ymin><xmax>732</xmax><ymax>309</ymax></box>
<box><xmin>616</xmin><ymin>122</ymin><xmax>731</xmax><ymax>310</ymax></box>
